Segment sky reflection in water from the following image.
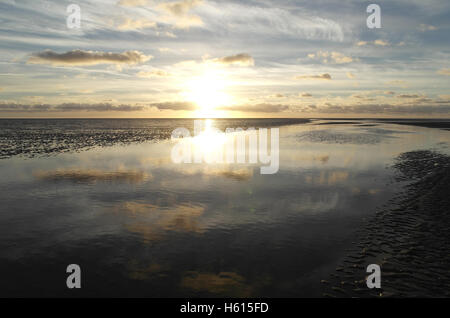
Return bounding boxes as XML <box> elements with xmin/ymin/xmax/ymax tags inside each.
<box><xmin>0</xmin><ymin>120</ymin><xmax>449</xmax><ymax>297</ymax></box>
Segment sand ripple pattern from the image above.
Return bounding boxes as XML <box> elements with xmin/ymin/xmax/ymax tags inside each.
<box><xmin>0</xmin><ymin>118</ymin><xmax>308</xmax><ymax>159</ymax></box>
<box><xmin>322</xmin><ymin>150</ymin><xmax>450</xmax><ymax>297</ymax></box>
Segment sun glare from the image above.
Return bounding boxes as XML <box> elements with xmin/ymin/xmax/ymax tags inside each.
<box><xmin>184</xmin><ymin>71</ymin><xmax>233</xmax><ymax>118</ymax></box>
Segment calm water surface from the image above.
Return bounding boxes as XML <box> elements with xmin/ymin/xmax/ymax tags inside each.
<box><xmin>0</xmin><ymin>119</ymin><xmax>449</xmax><ymax>297</ymax></box>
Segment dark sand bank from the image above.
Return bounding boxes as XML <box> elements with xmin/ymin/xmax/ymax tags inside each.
<box><xmin>322</xmin><ymin>150</ymin><xmax>450</xmax><ymax>297</ymax></box>
<box><xmin>377</xmin><ymin>119</ymin><xmax>450</xmax><ymax>131</ymax></box>
<box><xmin>312</xmin><ymin>119</ymin><xmax>450</xmax><ymax>130</ymax></box>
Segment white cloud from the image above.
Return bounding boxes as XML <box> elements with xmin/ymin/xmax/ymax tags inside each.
<box><xmin>308</xmin><ymin>51</ymin><xmax>353</xmax><ymax>64</ymax></box>
<box><xmin>437</xmin><ymin>68</ymin><xmax>450</xmax><ymax>76</ymax></box>
<box><xmin>137</xmin><ymin>70</ymin><xmax>171</xmax><ymax>77</ymax></box>
<box><xmin>356</xmin><ymin>40</ymin><xmax>390</xmax><ymax>47</ymax></box>
<box><xmin>418</xmin><ymin>24</ymin><xmax>437</xmax><ymax>32</ymax></box>
<box><xmin>117</xmin><ymin>0</ymin><xmax>149</xmax><ymax>6</ymax></box>
<box><xmin>374</xmin><ymin>39</ymin><xmax>390</xmax><ymax>46</ymax></box>
<box><xmin>158</xmin><ymin>0</ymin><xmax>204</xmax><ymax>29</ymax></box>
<box><xmin>117</xmin><ymin>18</ymin><xmax>157</xmax><ymax>30</ymax></box>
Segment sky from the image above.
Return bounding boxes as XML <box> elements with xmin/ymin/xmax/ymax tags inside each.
<box><xmin>0</xmin><ymin>0</ymin><xmax>449</xmax><ymax>118</ymax></box>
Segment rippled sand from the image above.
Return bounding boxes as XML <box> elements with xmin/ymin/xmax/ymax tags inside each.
<box><xmin>0</xmin><ymin>118</ymin><xmax>308</xmax><ymax>159</ymax></box>
<box><xmin>322</xmin><ymin>150</ymin><xmax>450</xmax><ymax>297</ymax></box>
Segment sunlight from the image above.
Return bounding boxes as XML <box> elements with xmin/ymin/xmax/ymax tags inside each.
<box><xmin>192</xmin><ymin>119</ymin><xmax>228</xmax><ymax>161</ymax></box>
<box><xmin>183</xmin><ymin>70</ymin><xmax>233</xmax><ymax>118</ymax></box>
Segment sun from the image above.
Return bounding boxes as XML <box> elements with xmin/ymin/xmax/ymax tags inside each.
<box><xmin>183</xmin><ymin>70</ymin><xmax>233</xmax><ymax>117</ymax></box>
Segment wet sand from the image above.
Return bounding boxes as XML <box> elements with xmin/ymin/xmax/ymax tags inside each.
<box><xmin>312</xmin><ymin>119</ymin><xmax>450</xmax><ymax>130</ymax></box>
<box><xmin>0</xmin><ymin>118</ymin><xmax>309</xmax><ymax>159</ymax></box>
<box><xmin>322</xmin><ymin>150</ymin><xmax>450</xmax><ymax>297</ymax></box>
<box><xmin>382</xmin><ymin>120</ymin><xmax>450</xmax><ymax>131</ymax></box>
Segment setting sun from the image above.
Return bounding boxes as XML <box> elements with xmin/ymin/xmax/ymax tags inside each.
<box><xmin>183</xmin><ymin>70</ymin><xmax>233</xmax><ymax>117</ymax></box>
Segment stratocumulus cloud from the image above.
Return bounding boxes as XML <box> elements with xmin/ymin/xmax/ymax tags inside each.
<box><xmin>137</xmin><ymin>70</ymin><xmax>171</xmax><ymax>77</ymax></box>
<box><xmin>295</xmin><ymin>73</ymin><xmax>332</xmax><ymax>80</ymax></box>
<box><xmin>0</xmin><ymin>103</ymin><xmax>146</xmax><ymax>112</ymax></box>
<box><xmin>149</xmin><ymin>101</ymin><xmax>197</xmax><ymax>111</ymax></box>
<box><xmin>356</xmin><ymin>40</ymin><xmax>390</xmax><ymax>46</ymax></box>
<box><xmin>210</xmin><ymin>53</ymin><xmax>255</xmax><ymax>66</ymax></box>
<box><xmin>437</xmin><ymin>68</ymin><xmax>450</xmax><ymax>76</ymax></box>
<box><xmin>160</xmin><ymin>0</ymin><xmax>203</xmax><ymax>16</ymax></box>
<box><xmin>159</xmin><ymin>0</ymin><xmax>204</xmax><ymax>28</ymax></box>
<box><xmin>117</xmin><ymin>0</ymin><xmax>148</xmax><ymax>6</ymax></box>
<box><xmin>418</xmin><ymin>24</ymin><xmax>437</xmax><ymax>32</ymax></box>
<box><xmin>397</xmin><ymin>94</ymin><xmax>422</xmax><ymax>98</ymax></box>
<box><xmin>307</xmin><ymin>51</ymin><xmax>353</xmax><ymax>64</ymax></box>
<box><xmin>28</xmin><ymin>50</ymin><xmax>152</xmax><ymax>66</ymax></box>
<box><xmin>220</xmin><ymin>103</ymin><xmax>290</xmax><ymax>113</ymax></box>
<box><xmin>309</xmin><ymin>103</ymin><xmax>450</xmax><ymax>114</ymax></box>
<box><xmin>117</xmin><ymin>18</ymin><xmax>157</xmax><ymax>30</ymax></box>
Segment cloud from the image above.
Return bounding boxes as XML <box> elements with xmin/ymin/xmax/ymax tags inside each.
<box><xmin>307</xmin><ymin>51</ymin><xmax>353</xmax><ymax>64</ymax></box>
<box><xmin>386</xmin><ymin>80</ymin><xmax>408</xmax><ymax>88</ymax></box>
<box><xmin>56</xmin><ymin>103</ymin><xmax>146</xmax><ymax>112</ymax></box>
<box><xmin>300</xmin><ymin>92</ymin><xmax>313</xmax><ymax>97</ymax></box>
<box><xmin>356</xmin><ymin>40</ymin><xmax>390</xmax><ymax>47</ymax></box>
<box><xmin>313</xmin><ymin>103</ymin><xmax>450</xmax><ymax>114</ymax></box>
<box><xmin>0</xmin><ymin>101</ymin><xmax>199</xmax><ymax>113</ymax></box>
<box><xmin>220</xmin><ymin>103</ymin><xmax>290</xmax><ymax>113</ymax></box>
<box><xmin>0</xmin><ymin>102</ymin><xmax>146</xmax><ymax>112</ymax></box>
<box><xmin>295</xmin><ymin>73</ymin><xmax>332</xmax><ymax>80</ymax></box>
<box><xmin>397</xmin><ymin>94</ymin><xmax>421</xmax><ymax>98</ymax></box>
<box><xmin>156</xmin><ymin>30</ymin><xmax>177</xmax><ymax>38</ymax></box>
<box><xmin>117</xmin><ymin>18</ymin><xmax>157</xmax><ymax>30</ymax></box>
<box><xmin>137</xmin><ymin>70</ymin><xmax>171</xmax><ymax>77</ymax></box>
<box><xmin>374</xmin><ymin>39</ymin><xmax>390</xmax><ymax>46</ymax></box>
<box><xmin>170</xmin><ymin>14</ymin><xmax>203</xmax><ymax>28</ymax></box>
<box><xmin>437</xmin><ymin>68</ymin><xmax>450</xmax><ymax>76</ymax></box>
<box><xmin>149</xmin><ymin>101</ymin><xmax>197</xmax><ymax>111</ymax></box>
<box><xmin>346</xmin><ymin>72</ymin><xmax>356</xmax><ymax>79</ymax></box>
<box><xmin>267</xmin><ymin>93</ymin><xmax>284</xmax><ymax>98</ymax></box>
<box><xmin>209</xmin><ymin>53</ymin><xmax>254</xmax><ymax>67</ymax></box>
<box><xmin>418</xmin><ymin>24</ymin><xmax>437</xmax><ymax>32</ymax></box>
<box><xmin>117</xmin><ymin>0</ymin><xmax>148</xmax><ymax>6</ymax></box>
<box><xmin>28</xmin><ymin>50</ymin><xmax>152</xmax><ymax>66</ymax></box>
<box><xmin>159</xmin><ymin>0</ymin><xmax>204</xmax><ymax>28</ymax></box>
<box><xmin>160</xmin><ymin>0</ymin><xmax>202</xmax><ymax>16</ymax></box>
<box><xmin>291</xmin><ymin>96</ymin><xmax>450</xmax><ymax>114</ymax></box>
<box><xmin>158</xmin><ymin>47</ymin><xmax>178</xmax><ymax>53</ymax></box>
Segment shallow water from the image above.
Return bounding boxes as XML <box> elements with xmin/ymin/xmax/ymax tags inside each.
<box><xmin>0</xmin><ymin>119</ymin><xmax>449</xmax><ymax>297</ymax></box>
